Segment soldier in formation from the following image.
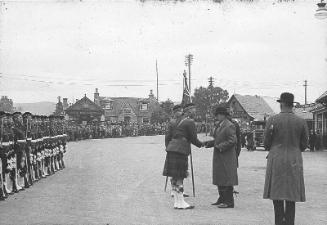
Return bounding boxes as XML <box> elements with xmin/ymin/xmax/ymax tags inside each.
<box><xmin>0</xmin><ymin>112</ymin><xmax>67</xmax><ymax>201</ymax></box>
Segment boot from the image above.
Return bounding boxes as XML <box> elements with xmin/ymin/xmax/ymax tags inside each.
<box><xmin>61</xmin><ymin>158</ymin><xmax>65</xmax><ymax>169</ymax></box>
<box><xmin>3</xmin><ymin>178</ymin><xmax>12</xmax><ymax>195</ymax></box>
<box><xmin>172</xmin><ymin>190</ymin><xmax>178</xmax><ymax>209</ymax></box>
<box><xmin>217</xmin><ymin>187</ymin><xmax>234</xmax><ymax>208</ymax></box>
<box><xmin>0</xmin><ymin>185</ymin><xmax>6</xmax><ymax>200</ymax></box>
<box><xmin>174</xmin><ymin>185</ymin><xmax>194</xmax><ymax>210</ymax></box>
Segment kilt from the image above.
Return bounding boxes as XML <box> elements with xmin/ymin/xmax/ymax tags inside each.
<box><xmin>163</xmin><ymin>152</ymin><xmax>188</xmax><ymax>179</ymax></box>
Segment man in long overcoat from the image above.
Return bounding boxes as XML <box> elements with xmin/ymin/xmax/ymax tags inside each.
<box><xmin>263</xmin><ymin>92</ymin><xmax>308</xmax><ymax>225</ymax></box>
<box><xmin>204</xmin><ymin>105</ymin><xmax>238</xmax><ymax>208</ymax></box>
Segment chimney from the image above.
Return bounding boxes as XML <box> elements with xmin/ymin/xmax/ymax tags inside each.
<box><xmin>94</xmin><ymin>88</ymin><xmax>100</xmax><ymax>106</ymax></box>
<box><xmin>63</xmin><ymin>98</ymin><xmax>68</xmax><ymax>110</ymax></box>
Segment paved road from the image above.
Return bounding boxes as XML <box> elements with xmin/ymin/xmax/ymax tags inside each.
<box><xmin>0</xmin><ymin>135</ymin><xmax>326</xmax><ymax>225</ymax></box>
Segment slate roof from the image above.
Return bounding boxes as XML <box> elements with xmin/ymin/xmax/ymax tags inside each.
<box><xmin>99</xmin><ymin>97</ymin><xmax>159</xmax><ymax>117</ymax></box>
<box><xmin>230</xmin><ymin>94</ymin><xmax>275</xmax><ymax>121</ymax></box>
<box><xmin>316</xmin><ymin>91</ymin><xmax>327</xmax><ymax>104</ymax></box>
<box><xmin>293</xmin><ymin>104</ymin><xmax>314</xmax><ymax>120</ymax></box>
<box><xmin>66</xmin><ymin>96</ymin><xmax>103</xmax><ymax>113</ymax></box>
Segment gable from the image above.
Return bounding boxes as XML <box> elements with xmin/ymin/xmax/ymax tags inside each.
<box><xmin>229</xmin><ymin>94</ymin><xmax>275</xmax><ymax>121</ymax></box>
<box><xmin>66</xmin><ymin>96</ymin><xmax>103</xmax><ymax>112</ymax></box>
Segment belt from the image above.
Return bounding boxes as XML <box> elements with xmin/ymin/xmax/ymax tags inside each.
<box><xmin>1</xmin><ymin>142</ymin><xmax>11</xmax><ymax>146</ymax></box>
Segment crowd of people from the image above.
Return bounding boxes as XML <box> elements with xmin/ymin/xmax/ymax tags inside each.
<box><xmin>0</xmin><ymin>112</ymin><xmax>67</xmax><ymax>201</ymax></box>
<box><xmin>65</xmin><ymin>122</ymin><xmax>168</xmax><ymax>141</ymax></box>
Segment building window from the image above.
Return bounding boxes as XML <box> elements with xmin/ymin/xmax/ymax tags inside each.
<box><xmin>104</xmin><ymin>102</ymin><xmax>113</xmax><ymax>110</ymax></box>
<box><xmin>124</xmin><ymin>108</ymin><xmax>132</xmax><ymax>114</ymax></box>
<box><xmin>140</xmin><ymin>103</ymin><xmax>148</xmax><ymax>111</ymax></box>
<box><xmin>143</xmin><ymin>117</ymin><xmax>149</xmax><ymax>123</ymax></box>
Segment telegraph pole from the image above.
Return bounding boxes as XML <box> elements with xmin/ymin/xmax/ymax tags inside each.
<box><xmin>185</xmin><ymin>54</ymin><xmax>193</xmax><ymax>96</ymax></box>
<box><xmin>208</xmin><ymin>76</ymin><xmax>214</xmax><ymax>87</ymax></box>
<box><xmin>303</xmin><ymin>80</ymin><xmax>308</xmax><ymax>105</ymax></box>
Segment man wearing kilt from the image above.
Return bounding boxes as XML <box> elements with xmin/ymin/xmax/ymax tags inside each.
<box><xmin>0</xmin><ymin>111</ymin><xmax>8</xmax><ymax>200</ymax></box>
<box><xmin>30</xmin><ymin>115</ymin><xmax>39</xmax><ymax>182</ymax></box>
<box><xmin>57</xmin><ymin>116</ymin><xmax>66</xmax><ymax>169</ymax></box>
<box><xmin>164</xmin><ymin>105</ymin><xmax>188</xmax><ymax>198</ymax></box>
<box><xmin>12</xmin><ymin>112</ymin><xmax>27</xmax><ymax>191</ymax></box>
<box><xmin>23</xmin><ymin>112</ymin><xmax>33</xmax><ymax>187</ymax></box>
<box><xmin>163</xmin><ymin>103</ymin><xmax>203</xmax><ymax>210</ymax></box>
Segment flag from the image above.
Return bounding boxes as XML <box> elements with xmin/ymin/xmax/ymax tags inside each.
<box><xmin>181</xmin><ymin>71</ymin><xmax>191</xmax><ymax>106</ymax></box>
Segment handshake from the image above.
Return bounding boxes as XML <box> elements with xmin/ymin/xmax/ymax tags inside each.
<box><xmin>201</xmin><ymin>140</ymin><xmax>212</xmax><ymax>148</ymax></box>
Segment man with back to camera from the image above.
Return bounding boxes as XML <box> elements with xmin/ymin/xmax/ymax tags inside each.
<box><xmin>263</xmin><ymin>92</ymin><xmax>308</xmax><ymax>225</ymax></box>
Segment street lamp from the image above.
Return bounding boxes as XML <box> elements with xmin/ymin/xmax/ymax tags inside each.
<box><xmin>315</xmin><ymin>0</ymin><xmax>327</xmax><ymax>20</ymax></box>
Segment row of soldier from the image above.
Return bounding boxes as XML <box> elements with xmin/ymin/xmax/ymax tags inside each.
<box><xmin>0</xmin><ymin>112</ymin><xmax>67</xmax><ymax>201</ymax></box>
<box><xmin>66</xmin><ymin>121</ymin><xmax>168</xmax><ymax>141</ymax></box>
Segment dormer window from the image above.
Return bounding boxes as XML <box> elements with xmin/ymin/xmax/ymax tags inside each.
<box><xmin>140</xmin><ymin>103</ymin><xmax>148</xmax><ymax>111</ymax></box>
<box><xmin>104</xmin><ymin>102</ymin><xmax>113</xmax><ymax>110</ymax></box>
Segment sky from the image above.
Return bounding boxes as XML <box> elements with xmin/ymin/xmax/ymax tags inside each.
<box><xmin>0</xmin><ymin>0</ymin><xmax>326</xmax><ymax>104</ymax></box>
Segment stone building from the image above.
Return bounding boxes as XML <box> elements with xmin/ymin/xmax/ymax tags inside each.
<box><xmin>93</xmin><ymin>88</ymin><xmax>160</xmax><ymax>123</ymax></box>
<box><xmin>65</xmin><ymin>95</ymin><xmax>104</xmax><ymax>123</ymax></box>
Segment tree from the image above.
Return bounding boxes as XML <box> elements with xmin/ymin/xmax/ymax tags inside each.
<box><xmin>0</xmin><ymin>96</ymin><xmax>14</xmax><ymax>112</ymax></box>
<box><xmin>192</xmin><ymin>86</ymin><xmax>229</xmax><ymax>120</ymax></box>
<box><xmin>150</xmin><ymin>99</ymin><xmax>174</xmax><ymax>124</ymax></box>
<box><xmin>161</xmin><ymin>99</ymin><xmax>174</xmax><ymax>115</ymax></box>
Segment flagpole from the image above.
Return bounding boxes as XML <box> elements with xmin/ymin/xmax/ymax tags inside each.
<box><xmin>182</xmin><ymin>70</ymin><xmax>195</xmax><ymax>197</ymax></box>
<box><xmin>156</xmin><ymin>59</ymin><xmax>159</xmax><ymax>102</ymax></box>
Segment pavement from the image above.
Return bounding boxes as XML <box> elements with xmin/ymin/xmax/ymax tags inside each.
<box><xmin>0</xmin><ymin>134</ymin><xmax>326</xmax><ymax>225</ymax></box>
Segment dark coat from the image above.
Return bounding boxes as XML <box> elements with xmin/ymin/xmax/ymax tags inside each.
<box><xmin>206</xmin><ymin>119</ymin><xmax>238</xmax><ymax>186</ymax></box>
<box><xmin>165</xmin><ymin>117</ymin><xmax>202</xmax><ymax>156</ymax></box>
<box><xmin>263</xmin><ymin>112</ymin><xmax>308</xmax><ymax>202</ymax></box>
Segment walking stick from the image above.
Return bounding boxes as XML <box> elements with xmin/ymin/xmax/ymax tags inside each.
<box><xmin>164</xmin><ymin>176</ymin><xmax>168</xmax><ymax>192</ymax></box>
<box><xmin>189</xmin><ymin>150</ymin><xmax>195</xmax><ymax>197</ymax></box>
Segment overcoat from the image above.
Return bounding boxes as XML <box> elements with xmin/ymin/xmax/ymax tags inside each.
<box><xmin>206</xmin><ymin>119</ymin><xmax>238</xmax><ymax>186</ymax></box>
<box><xmin>263</xmin><ymin>112</ymin><xmax>309</xmax><ymax>202</ymax></box>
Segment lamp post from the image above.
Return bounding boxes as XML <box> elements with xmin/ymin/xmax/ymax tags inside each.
<box><xmin>315</xmin><ymin>0</ymin><xmax>327</xmax><ymax>19</ymax></box>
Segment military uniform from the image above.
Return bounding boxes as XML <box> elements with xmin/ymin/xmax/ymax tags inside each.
<box><xmin>23</xmin><ymin>112</ymin><xmax>33</xmax><ymax>187</ymax></box>
<box><xmin>0</xmin><ymin>111</ymin><xmax>8</xmax><ymax>200</ymax></box>
<box><xmin>163</xmin><ymin>103</ymin><xmax>202</xmax><ymax>209</ymax></box>
<box><xmin>12</xmin><ymin>112</ymin><xmax>27</xmax><ymax>191</ymax></box>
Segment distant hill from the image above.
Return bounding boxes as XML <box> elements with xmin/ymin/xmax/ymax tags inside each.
<box><xmin>14</xmin><ymin>102</ymin><xmax>56</xmax><ymax>115</ymax></box>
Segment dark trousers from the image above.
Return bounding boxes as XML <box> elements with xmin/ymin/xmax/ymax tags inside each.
<box><xmin>273</xmin><ymin>200</ymin><xmax>295</xmax><ymax>225</ymax></box>
<box><xmin>218</xmin><ymin>186</ymin><xmax>234</xmax><ymax>206</ymax></box>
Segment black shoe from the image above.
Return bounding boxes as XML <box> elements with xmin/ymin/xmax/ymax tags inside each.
<box><xmin>211</xmin><ymin>197</ymin><xmax>223</xmax><ymax>205</ymax></box>
<box><xmin>217</xmin><ymin>203</ymin><xmax>234</xmax><ymax>208</ymax></box>
<box><xmin>183</xmin><ymin>193</ymin><xmax>189</xmax><ymax>197</ymax></box>
<box><xmin>174</xmin><ymin>205</ymin><xmax>195</xmax><ymax>210</ymax></box>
